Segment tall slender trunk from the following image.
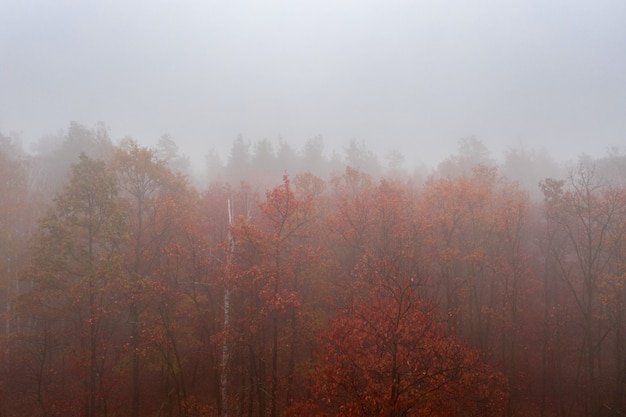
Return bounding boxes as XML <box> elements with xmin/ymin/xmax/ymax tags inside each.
<box><xmin>271</xmin><ymin>315</ymin><xmax>278</xmax><ymax>417</ymax></box>
<box><xmin>221</xmin><ymin>200</ymin><xmax>234</xmax><ymax>417</ymax></box>
<box><xmin>130</xmin><ymin>304</ymin><xmax>139</xmax><ymax>417</ymax></box>
<box><xmin>89</xmin><ymin>306</ymin><xmax>97</xmax><ymax>417</ymax></box>
<box><xmin>131</xmin><ymin>196</ymin><xmax>143</xmax><ymax>417</ymax></box>
<box><xmin>37</xmin><ymin>322</ymin><xmax>49</xmax><ymax>417</ymax></box>
<box><xmin>4</xmin><ymin>255</ymin><xmax>10</xmax><ymax>336</ymax></box>
<box><xmin>87</xmin><ymin>221</ymin><xmax>97</xmax><ymax>417</ymax></box>
<box><xmin>286</xmin><ymin>306</ymin><xmax>296</xmax><ymax>407</ymax></box>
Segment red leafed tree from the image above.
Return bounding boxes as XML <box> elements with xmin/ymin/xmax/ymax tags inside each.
<box><xmin>302</xmin><ymin>255</ymin><xmax>507</xmax><ymax>417</ymax></box>
<box><xmin>113</xmin><ymin>139</ymin><xmax>213</xmax><ymax>416</ymax></box>
<box><xmin>421</xmin><ymin>166</ymin><xmax>533</xmax><ymax>413</ymax></box>
<box><xmin>222</xmin><ymin>176</ymin><xmax>316</xmax><ymax>417</ymax></box>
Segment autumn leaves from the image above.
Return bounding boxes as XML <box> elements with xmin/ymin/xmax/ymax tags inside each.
<box><xmin>3</xmin><ymin>143</ymin><xmax>626</xmax><ymax>417</ymax></box>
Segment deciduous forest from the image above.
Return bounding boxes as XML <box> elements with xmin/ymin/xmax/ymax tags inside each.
<box><xmin>1</xmin><ymin>123</ymin><xmax>626</xmax><ymax>417</ymax></box>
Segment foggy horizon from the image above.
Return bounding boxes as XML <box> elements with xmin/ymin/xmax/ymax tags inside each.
<box><xmin>1</xmin><ymin>0</ymin><xmax>625</xmax><ymax>169</ymax></box>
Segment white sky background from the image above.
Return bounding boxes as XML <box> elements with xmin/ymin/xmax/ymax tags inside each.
<box><xmin>1</xmin><ymin>0</ymin><xmax>625</xmax><ymax>168</ymax></box>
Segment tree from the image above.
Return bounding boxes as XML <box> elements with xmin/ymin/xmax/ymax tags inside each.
<box><xmin>223</xmin><ymin>176</ymin><xmax>327</xmax><ymax>417</ymax></box>
<box><xmin>202</xmin><ymin>181</ymin><xmax>260</xmax><ymax>416</ymax></box>
<box><xmin>275</xmin><ymin>139</ymin><xmax>298</xmax><ymax>177</ymax></box>
<box><xmin>0</xmin><ymin>133</ymin><xmax>33</xmax><ymax>415</ymax></box>
<box><xmin>500</xmin><ymin>146</ymin><xmax>562</xmax><ymax>200</ymax></box>
<box><xmin>226</xmin><ymin>135</ymin><xmax>252</xmax><ymax>183</ymax></box>
<box><xmin>422</xmin><ymin>166</ymin><xmax>533</xmax><ymax>415</ymax></box>
<box><xmin>250</xmin><ymin>139</ymin><xmax>278</xmax><ymax>185</ymax></box>
<box><xmin>205</xmin><ymin>148</ymin><xmax>225</xmax><ymax>182</ymax></box>
<box><xmin>384</xmin><ymin>150</ymin><xmax>408</xmax><ymax>179</ymax></box>
<box><xmin>302</xmin><ymin>255</ymin><xmax>507</xmax><ymax>417</ymax></box>
<box><xmin>113</xmin><ymin>139</ymin><xmax>200</xmax><ymax>416</ymax></box>
<box><xmin>0</xmin><ymin>133</ymin><xmax>29</xmax><ymax>336</ymax></box>
<box><xmin>344</xmin><ymin>139</ymin><xmax>380</xmax><ymax>177</ymax></box>
<box><xmin>156</xmin><ymin>134</ymin><xmax>191</xmax><ymax>175</ymax></box>
<box><xmin>326</xmin><ymin>167</ymin><xmax>375</xmax><ymax>272</ymax></box>
<box><xmin>301</xmin><ymin>135</ymin><xmax>328</xmax><ymax>176</ymax></box>
<box><xmin>17</xmin><ymin>153</ymin><xmax>126</xmax><ymax>417</ymax></box>
<box><xmin>540</xmin><ymin>160</ymin><xmax>626</xmax><ymax>416</ymax></box>
<box><xmin>436</xmin><ymin>137</ymin><xmax>494</xmax><ymax>178</ymax></box>
<box><xmin>29</xmin><ymin>121</ymin><xmax>114</xmax><ymax>202</ymax></box>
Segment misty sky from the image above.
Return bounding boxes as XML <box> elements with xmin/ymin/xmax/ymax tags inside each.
<box><xmin>1</xmin><ymin>0</ymin><xmax>625</xmax><ymax>168</ymax></box>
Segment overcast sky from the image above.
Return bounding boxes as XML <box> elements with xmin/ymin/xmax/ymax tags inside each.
<box><xmin>1</xmin><ymin>0</ymin><xmax>625</xmax><ymax>168</ymax></box>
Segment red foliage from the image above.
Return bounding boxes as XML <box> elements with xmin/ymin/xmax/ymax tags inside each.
<box><xmin>302</xmin><ymin>256</ymin><xmax>507</xmax><ymax>417</ymax></box>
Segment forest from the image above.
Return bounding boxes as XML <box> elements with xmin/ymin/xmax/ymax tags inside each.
<box><xmin>1</xmin><ymin>122</ymin><xmax>626</xmax><ymax>417</ymax></box>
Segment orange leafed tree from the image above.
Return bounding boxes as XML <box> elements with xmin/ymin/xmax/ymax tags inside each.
<box><xmin>113</xmin><ymin>139</ymin><xmax>212</xmax><ymax>416</ymax></box>
<box><xmin>223</xmin><ymin>176</ymin><xmax>329</xmax><ymax>417</ymax></box>
<box><xmin>301</xmin><ymin>255</ymin><xmax>507</xmax><ymax>417</ymax></box>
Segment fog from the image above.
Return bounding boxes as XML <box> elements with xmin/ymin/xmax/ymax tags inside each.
<box><xmin>3</xmin><ymin>3</ymin><xmax>626</xmax><ymax>415</ymax></box>
<box><xmin>1</xmin><ymin>0</ymin><xmax>625</xmax><ymax>169</ymax></box>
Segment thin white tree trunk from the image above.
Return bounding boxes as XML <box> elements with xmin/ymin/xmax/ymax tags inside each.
<box><xmin>221</xmin><ymin>199</ymin><xmax>234</xmax><ymax>417</ymax></box>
